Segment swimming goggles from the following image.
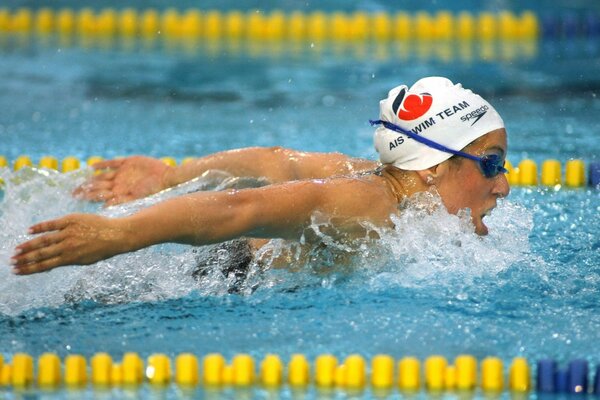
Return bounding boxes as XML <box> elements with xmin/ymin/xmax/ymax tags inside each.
<box><xmin>370</xmin><ymin>119</ymin><xmax>508</xmax><ymax>179</ymax></box>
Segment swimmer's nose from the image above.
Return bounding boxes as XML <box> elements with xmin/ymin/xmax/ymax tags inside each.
<box><xmin>494</xmin><ymin>173</ymin><xmax>510</xmax><ymax>198</ymax></box>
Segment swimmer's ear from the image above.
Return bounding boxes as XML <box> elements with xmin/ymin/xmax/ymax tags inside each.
<box><xmin>415</xmin><ymin>164</ymin><xmax>446</xmax><ymax>185</ymax></box>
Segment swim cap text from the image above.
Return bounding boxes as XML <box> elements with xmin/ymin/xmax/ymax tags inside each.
<box><xmin>388</xmin><ymin>100</ymin><xmax>470</xmax><ymax>150</ymax></box>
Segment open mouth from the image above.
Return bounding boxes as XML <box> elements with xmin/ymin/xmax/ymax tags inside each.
<box><xmin>477</xmin><ymin>207</ymin><xmax>497</xmax><ymax>235</ymax></box>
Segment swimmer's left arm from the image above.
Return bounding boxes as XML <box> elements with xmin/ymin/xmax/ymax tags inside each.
<box><xmin>11</xmin><ymin>182</ymin><xmax>325</xmax><ymax>274</ymax></box>
<box><xmin>120</xmin><ymin>178</ymin><xmax>394</xmax><ymax>248</ymax></box>
<box><xmin>119</xmin><ymin>180</ymin><xmax>332</xmax><ymax>248</ymax></box>
<box><xmin>12</xmin><ymin>178</ymin><xmax>393</xmax><ymax>274</ymax></box>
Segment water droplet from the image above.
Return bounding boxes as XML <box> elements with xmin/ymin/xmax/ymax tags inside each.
<box><xmin>322</xmin><ymin>95</ymin><xmax>335</xmax><ymax>107</ymax></box>
<box><xmin>565</xmin><ymin>124</ymin><xmax>574</xmax><ymax>134</ymax></box>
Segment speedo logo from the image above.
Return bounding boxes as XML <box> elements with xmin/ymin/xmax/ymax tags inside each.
<box><xmin>461</xmin><ymin>105</ymin><xmax>489</xmax><ymax>126</ymax></box>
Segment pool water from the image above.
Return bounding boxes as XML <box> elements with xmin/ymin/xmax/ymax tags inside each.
<box><xmin>0</xmin><ymin>5</ymin><xmax>600</xmax><ymax>398</ymax></box>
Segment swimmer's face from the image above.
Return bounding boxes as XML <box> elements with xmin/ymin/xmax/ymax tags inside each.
<box><xmin>434</xmin><ymin>129</ymin><xmax>510</xmax><ymax>235</ymax></box>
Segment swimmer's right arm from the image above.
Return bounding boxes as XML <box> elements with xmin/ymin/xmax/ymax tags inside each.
<box><xmin>13</xmin><ymin>178</ymin><xmax>393</xmax><ymax>274</ymax></box>
<box><xmin>164</xmin><ymin>147</ymin><xmax>377</xmax><ymax>186</ymax></box>
<box><xmin>77</xmin><ymin>147</ymin><xmax>376</xmax><ymax>205</ymax></box>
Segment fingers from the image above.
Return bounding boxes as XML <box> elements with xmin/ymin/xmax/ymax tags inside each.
<box><xmin>105</xmin><ymin>194</ymin><xmax>136</xmax><ymax>207</ymax></box>
<box><xmin>76</xmin><ymin>188</ymin><xmax>116</xmax><ymax>203</ymax></box>
<box><xmin>12</xmin><ymin>256</ymin><xmax>64</xmax><ymax>275</ymax></box>
<box><xmin>76</xmin><ymin>172</ymin><xmax>116</xmax><ymax>191</ymax></box>
<box><xmin>11</xmin><ymin>219</ymin><xmax>69</xmax><ymax>270</ymax></box>
<box><xmin>73</xmin><ymin>171</ymin><xmax>116</xmax><ymax>199</ymax></box>
<box><xmin>12</xmin><ymin>218</ymin><xmax>74</xmax><ymax>274</ymax></box>
<box><xmin>85</xmin><ymin>179</ymin><xmax>135</xmax><ymax>205</ymax></box>
<box><xmin>11</xmin><ymin>232</ymin><xmax>67</xmax><ymax>274</ymax></box>
<box><xmin>82</xmin><ymin>185</ymin><xmax>136</xmax><ymax>205</ymax></box>
<box><xmin>93</xmin><ymin>191</ymin><xmax>116</xmax><ymax>202</ymax></box>
<box><xmin>88</xmin><ymin>171</ymin><xmax>117</xmax><ymax>182</ymax></box>
<box><xmin>73</xmin><ymin>174</ymin><xmax>117</xmax><ymax>201</ymax></box>
<box><xmin>28</xmin><ymin>218</ymin><xmax>70</xmax><ymax>235</ymax></box>
<box><xmin>79</xmin><ymin>180</ymin><xmax>114</xmax><ymax>193</ymax></box>
<box><xmin>16</xmin><ymin>228</ymin><xmax>63</xmax><ymax>249</ymax></box>
<box><xmin>90</xmin><ymin>158</ymin><xmax>125</xmax><ymax>170</ymax></box>
<box><xmin>12</xmin><ymin>241</ymin><xmax>63</xmax><ymax>267</ymax></box>
<box><xmin>10</xmin><ymin>214</ymin><xmax>105</xmax><ymax>275</ymax></box>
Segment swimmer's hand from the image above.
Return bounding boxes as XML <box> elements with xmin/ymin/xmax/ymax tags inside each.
<box><xmin>11</xmin><ymin>214</ymin><xmax>131</xmax><ymax>275</ymax></box>
<box><xmin>74</xmin><ymin>156</ymin><xmax>173</xmax><ymax>206</ymax></box>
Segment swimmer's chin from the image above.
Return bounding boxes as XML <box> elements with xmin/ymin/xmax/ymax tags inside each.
<box><xmin>475</xmin><ymin>214</ymin><xmax>489</xmax><ymax>236</ymax></box>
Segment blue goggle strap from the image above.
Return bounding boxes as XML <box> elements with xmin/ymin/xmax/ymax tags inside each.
<box><xmin>369</xmin><ymin>119</ymin><xmax>483</xmax><ymax>164</ymax></box>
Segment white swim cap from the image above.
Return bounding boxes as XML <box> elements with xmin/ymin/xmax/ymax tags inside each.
<box><xmin>373</xmin><ymin>76</ymin><xmax>504</xmax><ymax>170</ymax></box>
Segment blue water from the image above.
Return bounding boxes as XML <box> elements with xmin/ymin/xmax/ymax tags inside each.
<box><xmin>0</xmin><ymin>3</ymin><xmax>600</xmax><ymax>398</ymax></box>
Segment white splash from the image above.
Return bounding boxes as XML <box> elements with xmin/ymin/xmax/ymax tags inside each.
<box><xmin>0</xmin><ymin>168</ymin><xmax>267</xmax><ymax>315</ymax></box>
<box><xmin>362</xmin><ymin>190</ymin><xmax>534</xmax><ymax>289</ymax></box>
<box><xmin>0</xmin><ymin>168</ymin><xmax>534</xmax><ymax>315</ymax></box>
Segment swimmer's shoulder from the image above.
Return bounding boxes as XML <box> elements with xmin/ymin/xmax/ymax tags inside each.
<box><xmin>310</xmin><ymin>174</ymin><xmax>400</xmax><ymax>223</ymax></box>
<box><xmin>238</xmin><ymin>174</ymin><xmax>397</xmax><ymax>225</ymax></box>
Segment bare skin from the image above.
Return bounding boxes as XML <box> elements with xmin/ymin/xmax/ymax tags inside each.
<box><xmin>74</xmin><ymin>147</ymin><xmax>377</xmax><ymax>206</ymax></box>
<box><xmin>11</xmin><ymin>129</ymin><xmax>509</xmax><ymax>275</ymax></box>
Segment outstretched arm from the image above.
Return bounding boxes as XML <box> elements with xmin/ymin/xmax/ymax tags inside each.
<box><xmin>76</xmin><ymin>147</ymin><xmax>377</xmax><ymax>205</ymax></box>
<box><xmin>14</xmin><ymin>177</ymin><xmax>393</xmax><ymax>275</ymax></box>
<box><xmin>166</xmin><ymin>147</ymin><xmax>377</xmax><ymax>185</ymax></box>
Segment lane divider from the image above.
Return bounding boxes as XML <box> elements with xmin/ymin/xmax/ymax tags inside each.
<box><xmin>504</xmin><ymin>159</ymin><xmax>598</xmax><ymax>188</ymax></box>
<box><xmin>0</xmin><ymin>353</ymin><xmax>600</xmax><ymax>394</ymax></box>
<box><xmin>8</xmin><ymin>9</ymin><xmax>598</xmax><ymax>40</ymax></box>
<box><xmin>1</xmin><ymin>155</ymin><xmax>598</xmax><ymax>187</ymax></box>
<box><xmin>0</xmin><ymin>9</ymin><xmax>541</xmax><ymax>41</ymax></box>
<box><xmin>0</xmin><ymin>35</ymin><xmax>541</xmax><ymax>64</ymax></box>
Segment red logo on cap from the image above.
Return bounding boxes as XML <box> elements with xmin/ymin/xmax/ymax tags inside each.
<box><xmin>398</xmin><ymin>93</ymin><xmax>433</xmax><ymax>121</ymax></box>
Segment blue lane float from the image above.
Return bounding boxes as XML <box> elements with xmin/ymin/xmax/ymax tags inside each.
<box><xmin>556</xmin><ymin>368</ymin><xmax>569</xmax><ymax>393</ymax></box>
<box><xmin>584</xmin><ymin>13</ymin><xmax>600</xmax><ymax>37</ymax></box>
<box><xmin>589</xmin><ymin>162</ymin><xmax>600</xmax><ymax>187</ymax></box>
<box><xmin>568</xmin><ymin>359</ymin><xmax>588</xmax><ymax>394</ymax></box>
<box><xmin>537</xmin><ymin>359</ymin><xmax>557</xmax><ymax>393</ymax></box>
<box><xmin>541</xmin><ymin>12</ymin><xmax>600</xmax><ymax>39</ymax></box>
<box><xmin>562</xmin><ymin>13</ymin><xmax>580</xmax><ymax>38</ymax></box>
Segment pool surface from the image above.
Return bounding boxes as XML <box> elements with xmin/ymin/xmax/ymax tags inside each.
<box><xmin>0</xmin><ymin>1</ymin><xmax>599</xmax><ymax>398</ymax></box>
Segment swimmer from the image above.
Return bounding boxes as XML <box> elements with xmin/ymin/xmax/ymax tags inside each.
<box><xmin>11</xmin><ymin>76</ymin><xmax>509</xmax><ymax>275</ymax></box>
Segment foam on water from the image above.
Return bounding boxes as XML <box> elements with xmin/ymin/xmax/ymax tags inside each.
<box><xmin>0</xmin><ymin>168</ymin><xmax>535</xmax><ymax>316</ymax></box>
<box><xmin>372</xmin><ymin>190</ymin><xmax>535</xmax><ymax>286</ymax></box>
